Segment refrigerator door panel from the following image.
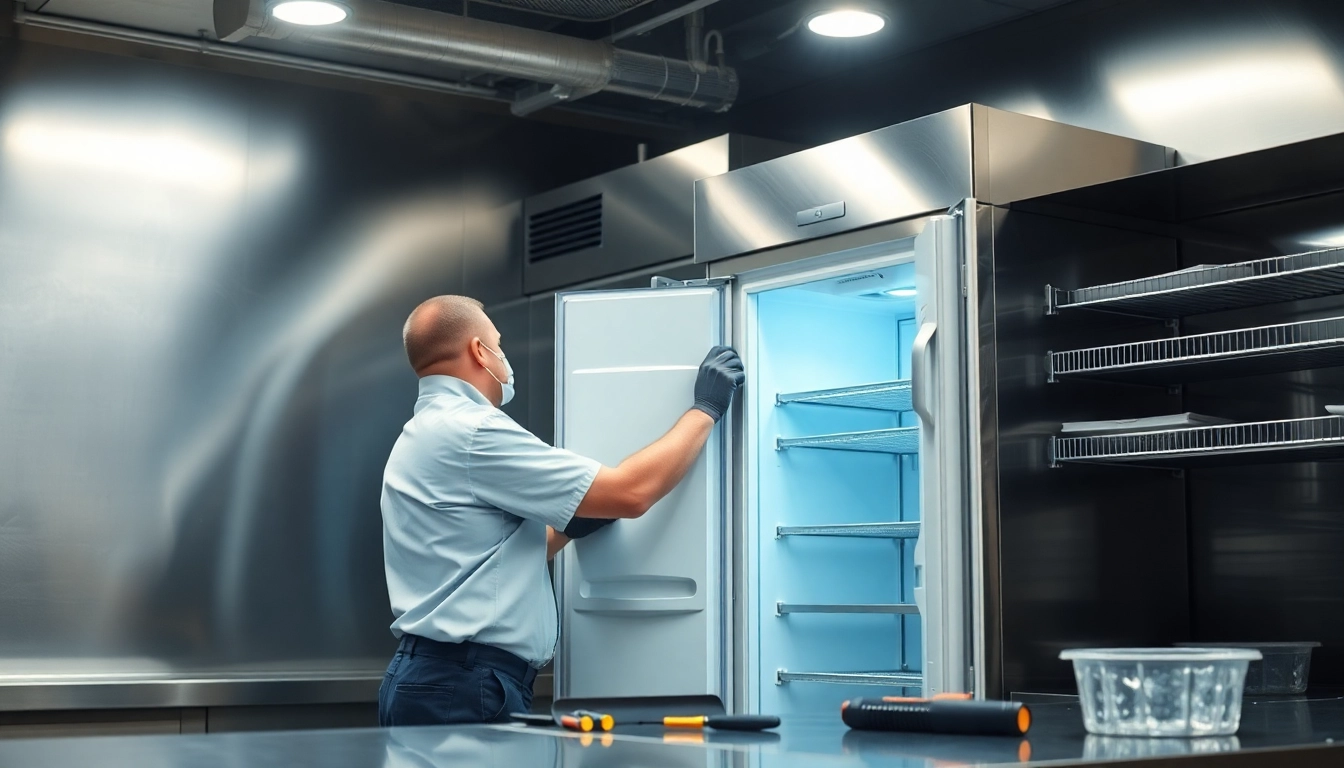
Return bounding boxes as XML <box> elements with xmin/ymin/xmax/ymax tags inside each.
<box><xmin>554</xmin><ymin>287</ymin><xmax>728</xmax><ymax>700</ymax></box>
<box><xmin>913</xmin><ymin>209</ymin><xmax>974</xmax><ymax>697</ymax></box>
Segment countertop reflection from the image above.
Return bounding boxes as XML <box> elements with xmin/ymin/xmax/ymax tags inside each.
<box><xmin>1</xmin><ymin>697</ymin><xmax>1343</xmax><ymax>767</ymax></box>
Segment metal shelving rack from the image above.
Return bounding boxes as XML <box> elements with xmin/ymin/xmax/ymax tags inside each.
<box><xmin>777</xmin><ymin>427</ymin><xmax>920</xmax><ymax>454</ymax></box>
<box><xmin>772</xmin><ymin>383</ymin><xmax>921</xmax><ymax>691</ymax></box>
<box><xmin>776</xmin><ymin>671</ymin><xmax>923</xmax><ymax>687</ymax></box>
<box><xmin>1048</xmin><ymin>247</ymin><xmax>1344</xmax><ymax>317</ymax></box>
<box><xmin>776</xmin><ymin>380</ymin><xmax>913</xmax><ymax>412</ymax></box>
<box><xmin>1048</xmin><ymin>316</ymin><xmax>1344</xmax><ymax>384</ymax></box>
<box><xmin>1051</xmin><ymin>416</ymin><xmax>1344</xmax><ymax>467</ymax></box>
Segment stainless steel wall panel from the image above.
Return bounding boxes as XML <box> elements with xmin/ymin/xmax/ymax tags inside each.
<box><xmin>0</xmin><ymin>35</ymin><xmax>644</xmax><ymax>709</ymax></box>
<box><xmin>464</xmin><ymin>201</ymin><xmax>524</xmax><ymax>306</ymax></box>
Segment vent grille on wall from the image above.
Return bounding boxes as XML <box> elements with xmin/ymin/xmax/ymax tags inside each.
<box><xmin>528</xmin><ymin>194</ymin><xmax>603</xmax><ymax>262</ymax></box>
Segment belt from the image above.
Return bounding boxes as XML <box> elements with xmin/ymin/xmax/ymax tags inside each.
<box><xmin>398</xmin><ymin>634</ymin><xmax>538</xmax><ymax>687</ymax></box>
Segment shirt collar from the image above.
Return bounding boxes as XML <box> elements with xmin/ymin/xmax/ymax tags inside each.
<box><xmin>417</xmin><ymin>375</ymin><xmax>492</xmax><ymax>407</ymax></box>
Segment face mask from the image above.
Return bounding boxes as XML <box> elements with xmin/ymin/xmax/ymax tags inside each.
<box><xmin>482</xmin><ymin>343</ymin><xmax>515</xmax><ymax>406</ymax></box>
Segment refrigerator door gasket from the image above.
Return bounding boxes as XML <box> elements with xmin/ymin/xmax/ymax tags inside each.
<box><xmin>776</xmin><ymin>380</ymin><xmax>913</xmax><ymax>412</ymax></box>
<box><xmin>1048</xmin><ymin>316</ymin><xmax>1344</xmax><ymax>385</ymax></box>
<box><xmin>776</xmin><ymin>522</ymin><xmax>920</xmax><ymax>539</ymax></box>
<box><xmin>775</xmin><ymin>671</ymin><xmax>923</xmax><ymax>687</ymax></box>
<box><xmin>777</xmin><ymin>427</ymin><xmax>920</xmax><ymax>454</ymax></box>
<box><xmin>1051</xmin><ymin>415</ymin><xmax>1344</xmax><ymax>467</ymax></box>
<box><xmin>1049</xmin><ymin>246</ymin><xmax>1344</xmax><ymax>317</ymax></box>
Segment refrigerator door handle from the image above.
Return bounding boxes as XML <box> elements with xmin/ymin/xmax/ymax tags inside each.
<box><xmin>911</xmin><ymin>321</ymin><xmax>938</xmax><ymax>426</ymax></box>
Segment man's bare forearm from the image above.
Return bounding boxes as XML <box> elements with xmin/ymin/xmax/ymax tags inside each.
<box><xmin>574</xmin><ymin>409</ymin><xmax>715</xmax><ymax>519</ymax></box>
<box><xmin>546</xmin><ymin>527</ymin><xmax>570</xmax><ymax>560</ymax></box>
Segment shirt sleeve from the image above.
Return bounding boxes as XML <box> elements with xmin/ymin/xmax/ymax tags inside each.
<box><xmin>466</xmin><ymin>410</ymin><xmax>602</xmax><ymax>530</ymax></box>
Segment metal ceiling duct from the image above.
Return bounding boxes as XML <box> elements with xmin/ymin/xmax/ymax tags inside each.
<box><xmin>213</xmin><ymin>0</ymin><xmax>738</xmax><ymax>112</ymax></box>
<box><xmin>470</xmin><ymin>0</ymin><xmax>658</xmax><ymax>22</ymax></box>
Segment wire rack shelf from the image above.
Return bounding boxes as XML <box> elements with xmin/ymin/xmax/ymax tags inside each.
<box><xmin>1049</xmin><ymin>247</ymin><xmax>1344</xmax><ymax>317</ymax></box>
<box><xmin>777</xmin><ymin>427</ymin><xmax>919</xmax><ymax>455</ymax></box>
<box><xmin>776</xmin><ymin>602</ymin><xmax>919</xmax><ymax>615</ymax></box>
<box><xmin>1049</xmin><ymin>316</ymin><xmax>1344</xmax><ymax>384</ymax></box>
<box><xmin>776</xmin><ymin>522</ymin><xmax>920</xmax><ymax>539</ymax></box>
<box><xmin>776</xmin><ymin>380</ymin><xmax>913</xmax><ymax>412</ymax></box>
<box><xmin>1051</xmin><ymin>416</ymin><xmax>1344</xmax><ymax>467</ymax></box>
<box><xmin>776</xmin><ymin>670</ymin><xmax>922</xmax><ymax>687</ymax></box>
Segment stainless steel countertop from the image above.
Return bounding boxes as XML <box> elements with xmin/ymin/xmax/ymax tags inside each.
<box><xmin>1</xmin><ymin>697</ymin><xmax>1343</xmax><ymax>767</ymax></box>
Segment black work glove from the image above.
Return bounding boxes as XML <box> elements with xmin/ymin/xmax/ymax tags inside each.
<box><xmin>562</xmin><ymin>516</ymin><xmax>615</xmax><ymax>539</ymax></box>
<box><xmin>692</xmin><ymin>345</ymin><xmax>745</xmax><ymax>423</ymax></box>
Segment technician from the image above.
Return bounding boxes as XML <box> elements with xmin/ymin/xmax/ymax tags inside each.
<box><xmin>378</xmin><ymin>295</ymin><xmax>743</xmax><ymax>726</ymax></box>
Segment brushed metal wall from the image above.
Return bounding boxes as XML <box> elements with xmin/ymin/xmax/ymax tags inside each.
<box><xmin>0</xmin><ymin>35</ymin><xmax>641</xmax><ymax>708</ymax></box>
<box><xmin>727</xmin><ymin>0</ymin><xmax>1344</xmax><ymax>164</ymax></box>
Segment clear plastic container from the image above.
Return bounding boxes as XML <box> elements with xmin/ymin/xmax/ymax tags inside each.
<box><xmin>1176</xmin><ymin>642</ymin><xmax>1320</xmax><ymax>695</ymax></box>
<box><xmin>1084</xmin><ymin>735</ymin><xmax>1241</xmax><ymax>759</ymax></box>
<box><xmin>1061</xmin><ymin>648</ymin><xmax>1262</xmax><ymax>736</ymax></box>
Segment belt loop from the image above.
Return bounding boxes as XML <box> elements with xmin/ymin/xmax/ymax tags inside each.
<box><xmin>405</xmin><ymin>635</ymin><xmax>418</xmax><ymax>655</ymax></box>
<box><xmin>464</xmin><ymin>642</ymin><xmax>478</xmax><ymax>669</ymax></box>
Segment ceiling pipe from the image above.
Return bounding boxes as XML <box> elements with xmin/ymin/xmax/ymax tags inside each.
<box><xmin>13</xmin><ymin>7</ymin><xmax>503</xmax><ymax>101</ymax></box>
<box><xmin>214</xmin><ymin>0</ymin><xmax>738</xmax><ymax>112</ymax></box>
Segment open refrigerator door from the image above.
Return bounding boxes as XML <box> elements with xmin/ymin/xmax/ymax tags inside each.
<box><xmin>553</xmin><ymin>283</ymin><xmax>730</xmax><ymax>702</ymax></box>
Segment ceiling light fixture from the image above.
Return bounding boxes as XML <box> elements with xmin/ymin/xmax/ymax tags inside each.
<box><xmin>885</xmin><ymin>287</ymin><xmax>917</xmax><ymax>298</ymax></box>
<box><xmin>271</xmin><ymin>0</ymin><xmax>350</xmax><ymax>26</ymax></box>
<box><xmin>807</xmin><ymin>9</ymin><xmax>886</xmax><ymax>38</ymax></box>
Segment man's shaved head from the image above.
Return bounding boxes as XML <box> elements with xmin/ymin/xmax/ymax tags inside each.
<box><xmin>403</xmin><ymin>295</ymin><xmax>490</xmax><ymax>374</ymax></box>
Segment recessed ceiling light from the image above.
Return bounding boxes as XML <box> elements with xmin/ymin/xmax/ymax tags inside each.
<box><xmin>807</xmin><ymin>9</ymin><xmax>886</xmax><ymax>38</ymax></box>
<box><xmin>271</xmin><ymin>0</ymin><xmax>350</xmax><ymax>26</ymax></box>
<box><xmin>885</xmin><ymin>287</ymin><xmax>917</xmax><ymax>298</ymax></box>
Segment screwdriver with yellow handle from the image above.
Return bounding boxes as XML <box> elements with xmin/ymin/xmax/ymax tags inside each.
<box><xmin>641</xmin><ymin>714</ymin><xmax>781</xmax><ymax>731</ymax></box>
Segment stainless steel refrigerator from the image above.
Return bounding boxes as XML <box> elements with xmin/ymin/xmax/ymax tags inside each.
<box><xmin>550</xmin><ymin>105</ymin><xmax>1173</xmax><ymax>714</ymax></box>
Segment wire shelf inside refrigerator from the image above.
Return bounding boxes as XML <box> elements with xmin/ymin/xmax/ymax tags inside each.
<box><xmin>776</xmin><ymin>522</ymin><xmax>920</xmax><ymax>539</ymax></box>
<box><xmin>1049</xmin><ymin>316</ymin><xmax>1344</xmax><ymax>384</ymax></box>
<box><xmin>1050</xmin><ymin>247</ymin><xmax>1344</xmax><ymax>317</ymax></box>
<box><xmin>776</xmin><ymin>379</ymin><xmax>913</xmax><ymax>412</ymax></box>
<box><xmin>776</xmin><ymin>602</ymin><xmax>919</xmax><ymax>615</ymax></box>
<box><xmin>1051</xmin><ymin>416</ymin><xmax>1344</xmax><ymax>467</ymax></box>
<box><xmin>776</xmin><ymin>670</ymin><xmax>923</xmax><ymax>687</ymax></box>
<box><xmin>777</xmin><ymin>427</ymin><xmax>919</xmax><ymax>454</ymax></box>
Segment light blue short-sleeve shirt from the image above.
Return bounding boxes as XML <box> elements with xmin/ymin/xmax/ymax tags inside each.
<box><xmin>380</xmin><ymin>375</ymin><xmax>600</xmax><ymax>667</ymax></box>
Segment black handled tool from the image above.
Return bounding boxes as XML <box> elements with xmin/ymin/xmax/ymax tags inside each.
<box><xmin>842</xmin><ymin>696</ymin><xmax>1030</xmax><ymax>736</ymax></box>
<box><xmin>509</xmin><ymin>713</ymin><xmax>556</xmax><ymax>726</ymax></box>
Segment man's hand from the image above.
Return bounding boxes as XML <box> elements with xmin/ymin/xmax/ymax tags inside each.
<box><xmin>691</xmin><ymin>346</ymin><xmax>745</xmax><ymax>423</ymax></box>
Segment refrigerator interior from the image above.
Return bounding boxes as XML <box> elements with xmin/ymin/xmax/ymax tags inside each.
<box><xmin>746</xmin><ymin>258</ymin><xmax>923</xmax><ymax>715</ymax></box>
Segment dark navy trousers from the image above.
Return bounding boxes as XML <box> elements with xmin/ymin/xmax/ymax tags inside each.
<box><xmin>378</xmin><ymin>634</ymin><xmax>537</xmax><ymax>726</ymax></box>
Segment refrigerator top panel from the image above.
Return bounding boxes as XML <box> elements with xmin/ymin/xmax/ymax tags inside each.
<box><xmin>694</xmin><ymin>104</ymin><xmax>1173</xmax><ymax>264</ymax></box>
